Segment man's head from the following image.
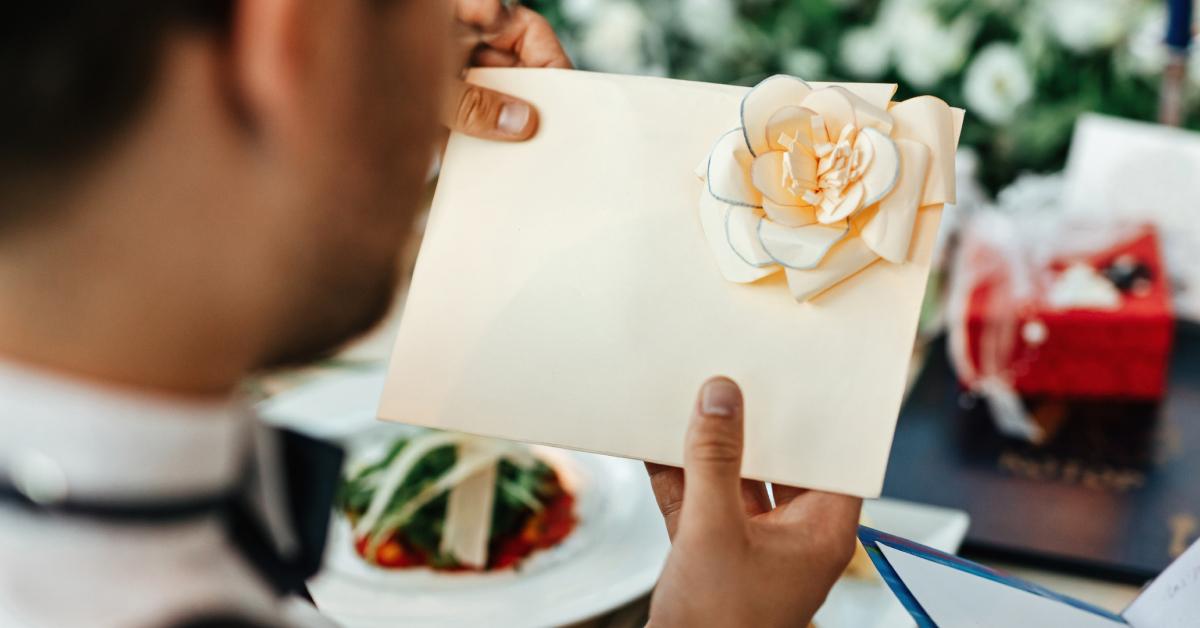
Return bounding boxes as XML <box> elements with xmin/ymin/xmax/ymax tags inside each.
<box><xmin>0</xmin><ymin>1</ymin><xmax>451</xmax><ymax>392</ymax></box>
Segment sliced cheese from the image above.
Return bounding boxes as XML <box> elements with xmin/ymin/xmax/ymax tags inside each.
<box><xmin>440</xmin><ymin>456</ymin><xmax>499</xmax><ymax>568</ymax></box>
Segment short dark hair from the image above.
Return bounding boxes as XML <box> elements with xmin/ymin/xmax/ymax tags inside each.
<box><xmin>0</xmin><ymin>3</ymin><xmax>231</xmax><ymax>218</ymax></box>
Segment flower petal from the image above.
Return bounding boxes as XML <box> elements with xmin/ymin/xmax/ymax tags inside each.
<box><xmin>821</xmin><ymin>82</ymin><xmax>898</xmax><ymax>111</ymax></box>
<box><xmin>726</xmin><ymin>205</ymin><xmax>776</xmax><ymax>268</ymax></box>
<box><xmin>757</xmin><ymin>220</ymin><xmax>848</xmax><ymax>270</ymax></box>
<box><xmin>856</xmin><ymin>138</ymin><xmax>931</xmax><ymax>263</ymax></box>
<box><xmin>888</xmin><ymin>96</ymin><xmax>958</xmax><ymax>206</ymax></box>
<box><xmin>842</xmin><ymin>89</ymin><xmax>894</xmax><ymax>134</ymax></box>
<box><xmin>799</xmin><ymin>87</ymin><xmax>858</xmax><ymax>140</ymax></box>
<box><xmin>706</xmin><ymin>128</ymin><xmax>762</xmax><ymax>207</ymax></box>
<box><xmin>765</xmin><ymin>106</ymin><xmax>819</xmax><ymax>153</ymax></box>
<box><xmin>816</xmin><ymin>183</ymin><xmax>865</xmax><ymax>224</ymax></box>
<box><xmin>750</xmin><ymin>150</ymin><xmax>815</xmax><ymax>208</ymax></box>
<box><xmin>857</xmin><ymin>127</ymin><xmax>900</xmax><ymax>209</ymax></box>
<box><xmin>740</xmin><ymin>75</ymin><xmax>813</xmax><ymax>156</ymax></box>
<box><xmin>763</xmin><ymin>198</ymin><xmax>816</xmax><ymax>228</ymax></box>
<box><xmin>783</xmin><ymin>236</ymin><xmax>881</xmax><ymax>302</ymax></box>
<box><xmin>749</xmin><ymin>151</ymin><xmax>792</xmax><ymax>205</ymax></box>
<box><xmin>697</xmin><ymin>190</ymin><xmax>779</xmax><ymax>283</ymax></box>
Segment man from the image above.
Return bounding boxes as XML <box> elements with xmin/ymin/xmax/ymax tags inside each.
<box><xmin>0</xmin><ymin>2</ymin><xmax>860</xmax><ymax>626</ymax></box>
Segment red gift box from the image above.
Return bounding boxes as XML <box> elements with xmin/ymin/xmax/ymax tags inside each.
<box><xmin>962</xmin><ymin>226</ymin><xmax>1173</xmax><ymax>401</ymax></box>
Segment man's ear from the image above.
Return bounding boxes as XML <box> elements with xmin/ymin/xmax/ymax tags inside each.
<box><xmin>227</xmin><ymin>0</ymin><xmax>306</xmax><ymax>143</ymax></box>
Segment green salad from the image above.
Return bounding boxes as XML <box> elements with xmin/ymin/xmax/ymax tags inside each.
<box><xmin>337</xmin><ymin>431</ymin><xmax>577</xmax><ymax>571</ymax></box>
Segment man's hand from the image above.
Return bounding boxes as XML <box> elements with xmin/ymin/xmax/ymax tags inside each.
<box><xmin>646</xmin><ymin>377</ymin><xmax>863</xmax><ymax>628</ymax></box>
<box><xmin>446</xmin><ymin>0</ymin><xmax>571</xmax><ymax>141</ymax></box>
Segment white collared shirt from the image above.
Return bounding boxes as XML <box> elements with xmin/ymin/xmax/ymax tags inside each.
<box><xmin>0</xmin><ymin>359</ymin><xmax>336</xmax><ymax>628</ymax></box>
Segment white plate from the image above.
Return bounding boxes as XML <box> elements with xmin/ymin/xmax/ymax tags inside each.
<box><xmin>309</xmin><ymin>443</ymin><xmax>669</xmax><ymax>628</ymax></box>
<box><xmin>814</xmin><ymin>499</ymin><xmax>970</xmax><ymax>628</ymax></box>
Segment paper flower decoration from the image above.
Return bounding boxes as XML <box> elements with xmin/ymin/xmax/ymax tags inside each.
<box><xmin>698</xmin><ymin>75</ymin><xmax>960</xmax><ymax>301</ymax></box>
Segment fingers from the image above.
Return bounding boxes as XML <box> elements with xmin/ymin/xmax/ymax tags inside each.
<box><xmin>490</xmin><ymin>7</ymin><xmax>572</xmax><ymax>68</ymax></box>
<box><xmin>443</xmin><ymin>80</ymin><xmax>538</xmax><ymax>141</ymax></box>
<box><xmin>446</xmin><ymin>1</ymin><xmax>566</xmax><ymax>142</ymax></box>
<box><xmin>461</xmin><ymin>4</ymin><xmax>572</xmax><ymax>69</ymax></box>
<box><xmin>645</xmin><ymin>462</ymin><xmax>684</xmax><ymax>540</ymax></box>
<box><xmin>681</xmin><ymin>377</ymin><xmax>747</xmax><ymax>534</ymax></box>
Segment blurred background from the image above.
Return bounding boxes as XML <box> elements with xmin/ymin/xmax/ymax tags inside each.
<box><xmin>525</xmin><ymin>0</ymin><xmax>1192</xmax><ymax>192</ymax></box>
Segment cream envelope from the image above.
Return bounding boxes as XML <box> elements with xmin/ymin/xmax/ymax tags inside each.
<box><xmin>380</xmin><ymin>69</ymin><xmax>962</xmax><ymax>497</ymax></box>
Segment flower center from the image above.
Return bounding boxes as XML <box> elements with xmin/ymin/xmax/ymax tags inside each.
<box><xmin>778</xmin><ymin>123</ymin><xmax>868</xmax><ymax>210</ymax></box>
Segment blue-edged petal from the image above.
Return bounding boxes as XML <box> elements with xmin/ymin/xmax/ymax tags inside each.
<box><xmin>800</xmin><ymin>85</ymin><xmax>895</xmax><ymax>135</ymax></box>
<box><xmin>815</xmin><ymin>183</ymin><xmax>865</xmax><ymax>224</ymax></box>
<box><xmin>706</xmin><ymin>129</ymin><xmax>762</xmax><ymax>208</ymax></box>
<box><xmin>740</xmin><ymin>75</ymin><xmax>813</xmax><ymax>157</ymax></box>
<box><xmin>798</xmin><ymin>87</ymin><xmax>857</xmax><ymax>140</ymax></box>
<box><xmin>782</xmin><ymin>235</ymin><xmax>880</xmax><ymax>302</ymax></box>
<box><xmin>726</xmin><ymin>205</ymin><xmax>775</xmax><ymax>268</ymax></box>
<box><xmin>697</xmin><ymin>190</ymin><xmax>779</xmax><ymax>283</ymax></box>
<box><xmin>856</xmin><ymin>138</ymin><xmax>930</xmax><ymax>263</ymax></box>
<box><xmin>765</xmin><ymin>106</ymin><xmax>819</xmax><ymax>153</ymax></box>
<box><xmin>757</xmin><ymin>220</ymin><xmax>847</xmax><ymax>270</ymax></box>
<box><xmin>763</xmin><ymin>198</ymin><xmax>816</xmax><ymax>228</ymax></box>
<box><xmin>857</xmin><ymin>127</ymin><xmax>900</xmax><ymax>209</ymax></box>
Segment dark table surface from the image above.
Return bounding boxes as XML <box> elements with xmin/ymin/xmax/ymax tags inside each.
<box><xmin>883</xmin><ymin>322</ymin><xmax>1200</xmax><ymax>582</ymax></box>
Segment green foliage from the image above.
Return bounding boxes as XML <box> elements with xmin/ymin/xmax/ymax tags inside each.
<box><xmin>541</xmin><ymin>0</ymin><xmax>1199</xmax><ymax>193</ymax></box>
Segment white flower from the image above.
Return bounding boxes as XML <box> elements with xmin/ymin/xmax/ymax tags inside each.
<box><xmin>875</xmin><ymin>0</ymin><xmax>924</xmax><ymax>48</ymax></box>
<box><xmin>780</xmin><ymin>48</ymin><xmax>827</xmax><ymax>80</ymax></box>
<box><xmin>963</xmin><ymin>43</ymin><xmax>1034</xmax><ymax>125</ymax></box>
<box><xmin>677</xmin><ymin>0</ymin><xmax>737</xmax><ymax>48</ymax></box>
<box><xmin>578</xmin><ymin>1</ymin><xmax>665</xmax><ymax>75</ymax></box>
<box><xmin>1041</xmin><ymin>0</ymin><xmax>1130</xmax><ymax>54</ymax></box>
<box><xmin>561</xmin><ymin>0</ymin><xmax>606</xmax><ymax>22</ymax></box>
<box><xmin>882</xmin><ymin>2</ymin><xmax>976</xmax><ymax>88</ymax></box>
<box><xmin>839</xmin><ymin>27</ymin><xmax>890</xmax><ymax>79</ymax></box>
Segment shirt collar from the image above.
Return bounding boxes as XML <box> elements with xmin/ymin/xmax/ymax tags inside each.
<box><xmin>0</xmin><ymin>357</ymin><xmax>248</xmax><ymax>503</ymax></box>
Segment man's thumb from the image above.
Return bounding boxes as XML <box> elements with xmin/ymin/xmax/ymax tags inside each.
<box><xmin>444</xmin><ymin>79</ymin><xmax>538</xmax><ymax>141</ymax></box>
<box><xmin>681</xmin><ymin>377</ymin><xmax>746</xmax><ymax>532</ymax></box>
